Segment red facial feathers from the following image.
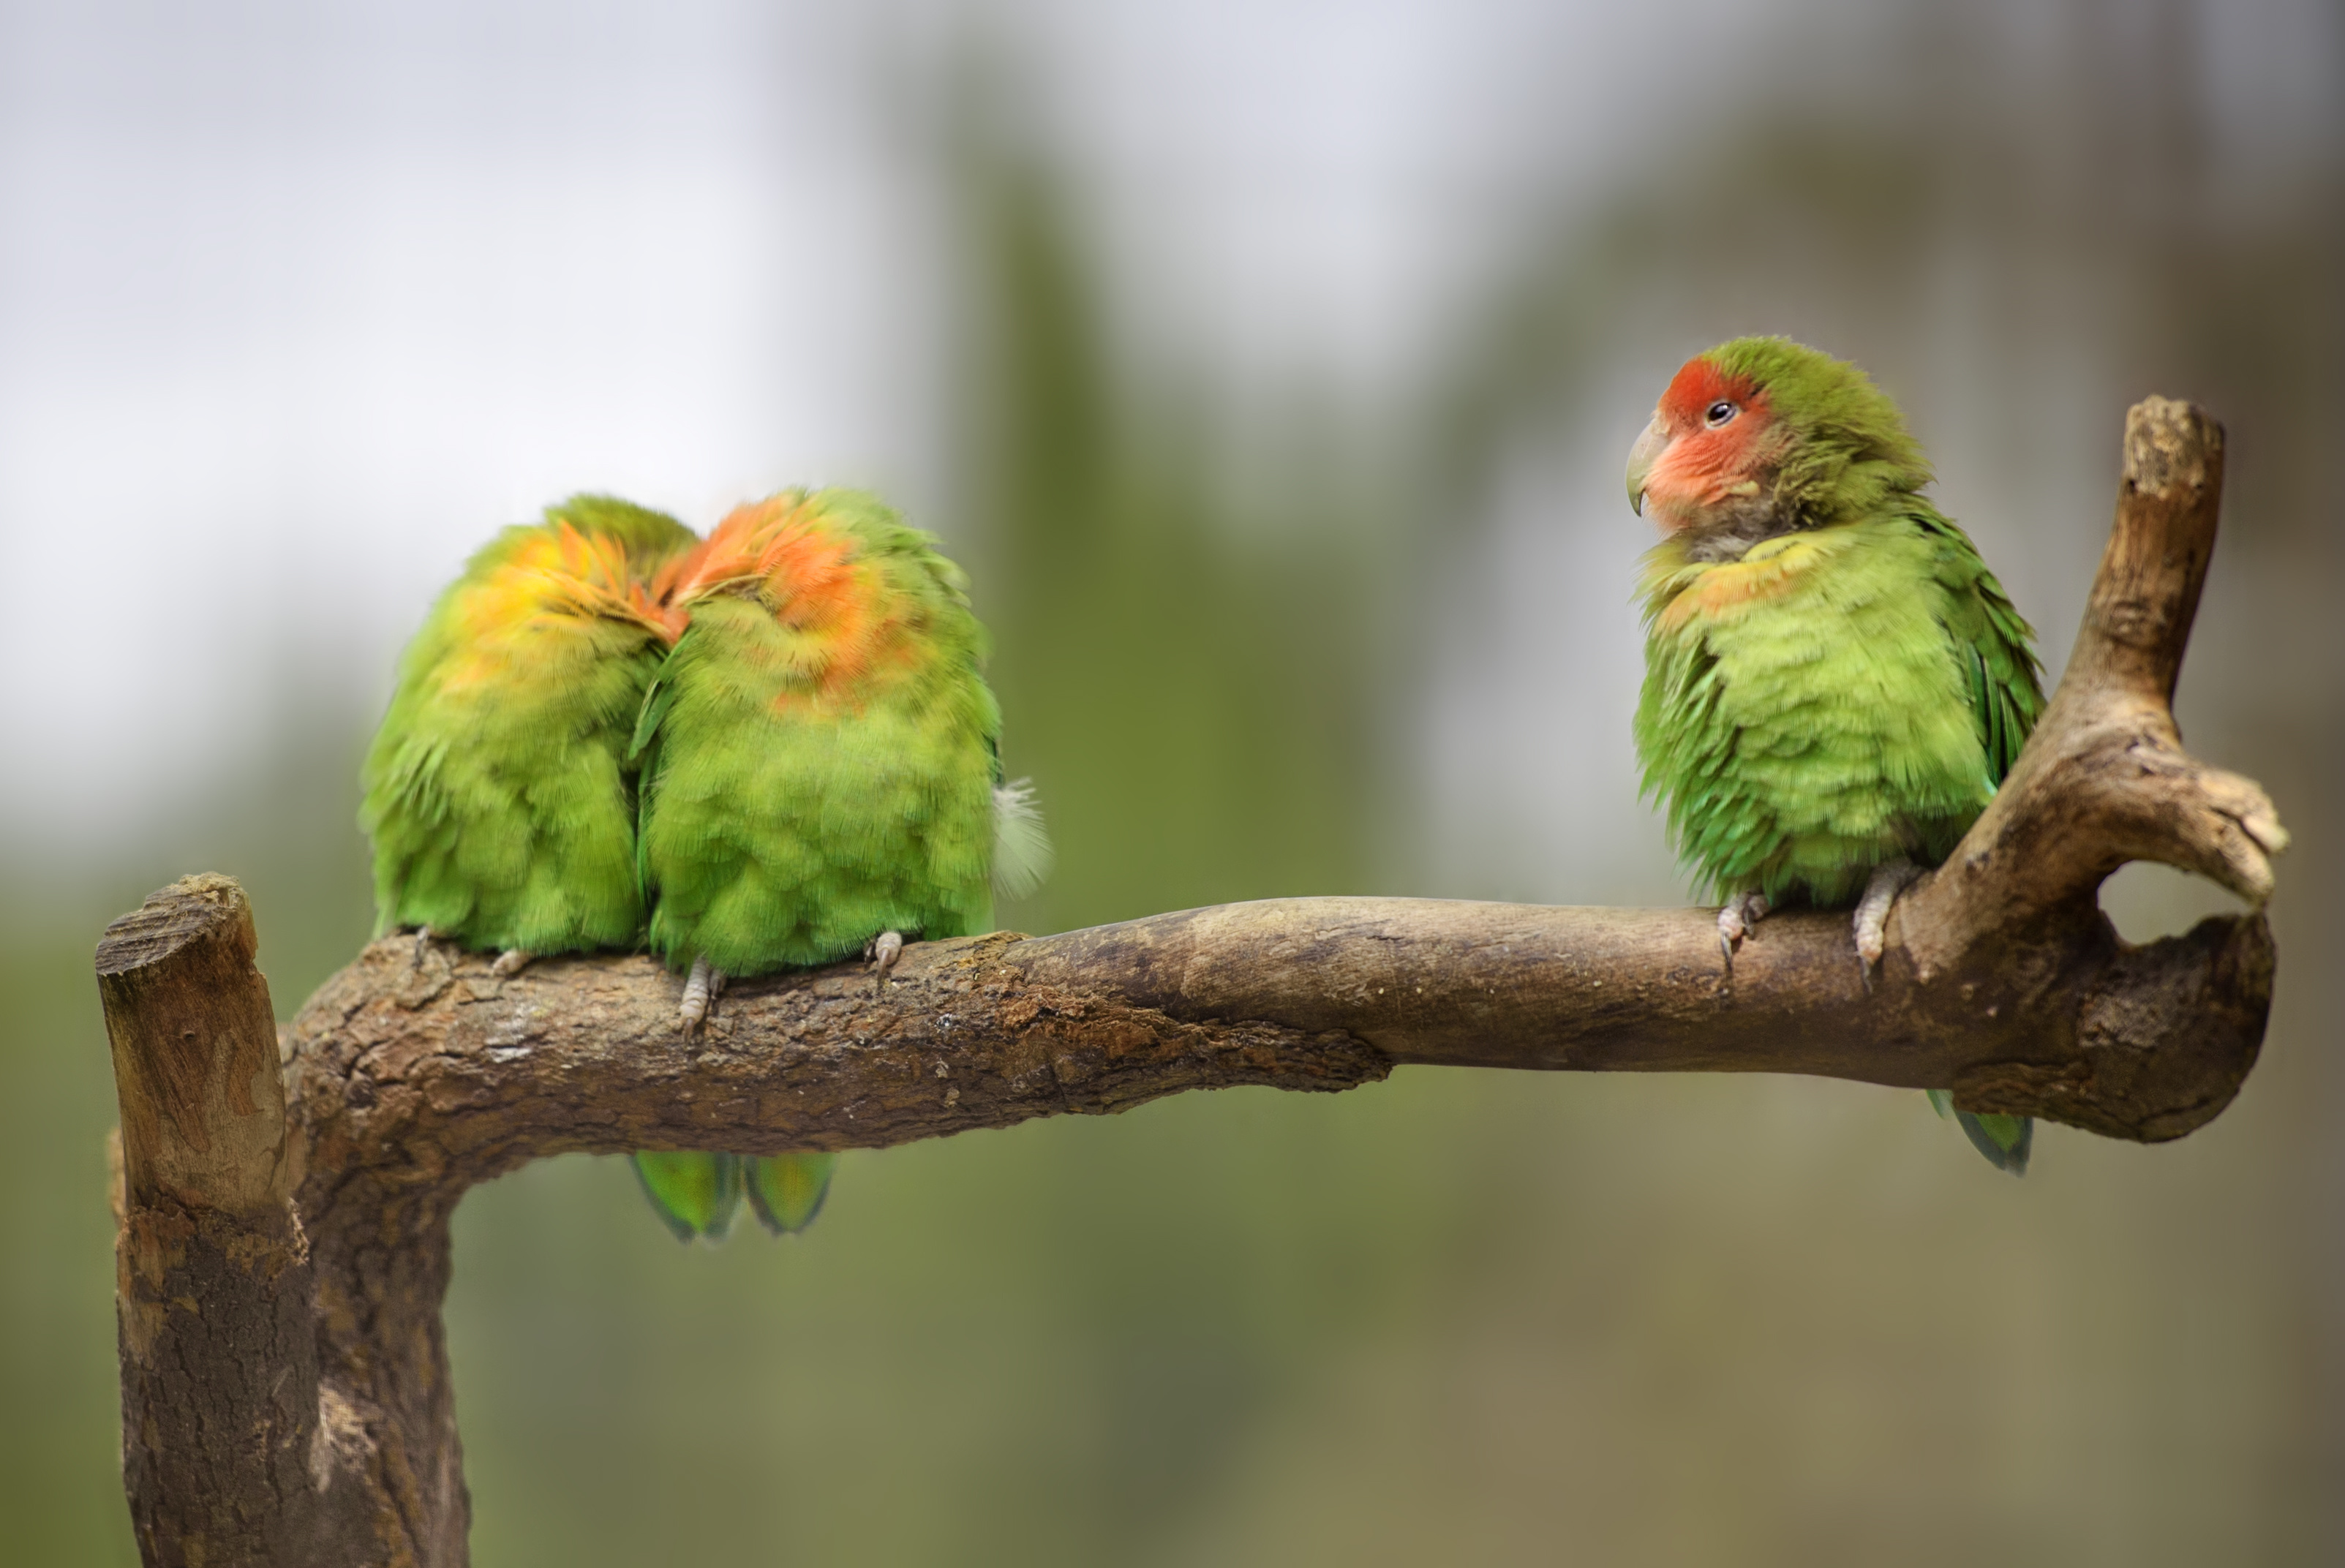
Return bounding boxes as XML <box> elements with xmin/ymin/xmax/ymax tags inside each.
<box><xmin>1642</xmin><ymin>355</ymin><xmax>1777</xmax><ymax>526</ymax></box>
<box><xmin>1657</xmin><ymin>356</ymin><xmax>1749</xmax><ymax>423</ymax></box>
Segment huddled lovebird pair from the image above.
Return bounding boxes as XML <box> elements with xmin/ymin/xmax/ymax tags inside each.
<box><xmin>358</xmin><ymin>336</ymin><xmax>2039</xmax><ymax>1251</ymax></box>
<box><xmin>359</xmin><ymin>488</ymin><xmax>1053</xmax><ymax>1241</ymax></box>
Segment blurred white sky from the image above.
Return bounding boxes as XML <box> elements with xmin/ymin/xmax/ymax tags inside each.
<box><xmin>0</xmin><ymin>0</ymin><xmax>1768</xmax><ymax>856</ymax></box>
<box><xmin>0</xmin><ymin>0</ymin><xmax>2334</xmax><ymax>876</ymax></box>
<box><xmin>0</xmin><ymin>0</ymin><xmax>925</xmax><ymax>839</ymax></box>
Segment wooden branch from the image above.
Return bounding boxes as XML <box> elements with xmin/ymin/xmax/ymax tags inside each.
<box><xmin>1903</xmin><ymin>398</ymin><xmax>2285</xmax><ymax>970</ymax></box>
<box><xmin>96</xmin><ymin>398</ymin><xmax>2282</xmax><ymax>1567</ymax></box>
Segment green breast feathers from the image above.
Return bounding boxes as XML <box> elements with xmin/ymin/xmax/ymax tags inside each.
<box><xmin>1634</xmin><ymin>508</ymin><xmax>2036</xmax><ymax>907</ymax></box>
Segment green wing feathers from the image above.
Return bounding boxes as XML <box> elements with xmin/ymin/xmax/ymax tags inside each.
<box><xmin>1916</xmin><ymin>509</ymin><xmax>2044</xmax><ymax>790</ymax></box>
<box><xmin>1923</xmin><ymin>511</ymin><xmax>2044</xmax><ymax>1177</ymax></box>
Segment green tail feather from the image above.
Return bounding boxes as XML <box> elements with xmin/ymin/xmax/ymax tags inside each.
<box><xmin>1927</xmin><ymin>1090</ymin><xmax>2032</xmax><ymax>1176</ymax></box>
<box><xmin>1958</xmin><ymin>1112</ymin><xmax>2032</xmax><ymax>1175</ymax></box>
<box><xmin>631</xmin><ymin>1150</ymin><xmax>744</xmax><ymax>1241</ymax></box>
<box><xmin>744</xmin><ymin>1153</ymin><xmax>838</xmax><ymax>1235</ymax></box>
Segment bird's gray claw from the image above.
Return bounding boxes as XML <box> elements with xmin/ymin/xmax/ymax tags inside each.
<box><xmin>490</xmin><ymin>949</ymin><xmax>534</xmax><ymax>979</ymax></box>
<box><xmin>1852</xmin><ymin>859</ymin><xmax>1921</xmax><ymax>995</ymax></box>
<box><xmin>1715</xmin><ymin>892</ymin><xmax>1769</xmax><ymax>977</ymax></box>
<box><xmin>678</xmin><ymin>954</ymin><xmax>720</xmax><ymax>1033</ymax></box>
<box><xmin>410</xmin><ymin>926</ymin><xmax>434</xmax><ymax>970</ymax></box>
<box><xmin>866</xmin><ymin>931</ymin><xmax>904</xmax><ymax>985</ymax></box>
<box><xmin>1855</xmin><ymin>924</ymin><xmax>1882</xmax><ymax>993</ymax></box>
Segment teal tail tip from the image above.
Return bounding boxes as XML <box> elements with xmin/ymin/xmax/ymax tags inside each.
<box><xmin>630</xmin><ymin>1150</ymin><xmax>839</xmax><ymax>1240</ymax></box>
<box><xmin>745</xmin><ymin>1152</ymin><xmax>839</xmax><ymax>1236</ymax></box>
<box><xmin>1927</xmin><ymin>1091</ymin><xmax>2033</xmax><ymax>1176</ymax></box>
<box><xmin>631</xmin><ymin>1150</ymin><xmax>745</xmax><ymax>1242</ymax></box>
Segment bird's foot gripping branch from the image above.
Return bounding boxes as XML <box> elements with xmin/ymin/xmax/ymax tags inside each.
<box><xmin>97</xmin><ymin>398</ymin><xmax>2278</xmax><ymax>1567</ymax></box>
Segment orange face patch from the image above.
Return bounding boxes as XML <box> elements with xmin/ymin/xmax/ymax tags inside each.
<box><xmin>664</xmin><ymin>494</ymin><xmax>919</xmax><ymax>708</ymax></box>
<box><xmin>436</xmin><ymin>521</ymin><xmax>671</xmax><ymax>690</ymax></box>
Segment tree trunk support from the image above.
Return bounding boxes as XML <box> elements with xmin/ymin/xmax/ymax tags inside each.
<box><xmin>95</xmin><ymin>399</ymin><xmax>2283</xmax><ymax>1565</ymax></box>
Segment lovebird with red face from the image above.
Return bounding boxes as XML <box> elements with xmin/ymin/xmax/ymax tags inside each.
<box><xmin>626</xmin><ymin>488</ymin><xmax>1050</xmax><ymax>1240</ymax></box>
<box><xmin>1625</xmin><ymin>336</ymin><xmax>2042</xmax><ymax>1173</ymax></box>
<box><xmin>361</xmin><ymin>495</ymin><xmax>696</xmax><ymax>970</ymax></box>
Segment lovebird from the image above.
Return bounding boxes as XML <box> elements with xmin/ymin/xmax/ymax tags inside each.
<box><xmin>360</xmin><ymin>496</ymin><xmax>696</xmax><ymax>971</ymax></box>
<box><xmin>627</xmin><ymin>487</ymin><xmax>1050</xmax><ymax>1240</ymax></box>
<box><xmin>1625</xmin><ymin>336</ymin><xmax>2044</xmax><ymax>1173</ymax></box>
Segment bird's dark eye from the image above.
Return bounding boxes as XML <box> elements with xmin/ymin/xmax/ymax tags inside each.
<box><xmin>1705</xmin><ymin>400</ymin><xmax>1737</xmax><ymax>429</ymax></box>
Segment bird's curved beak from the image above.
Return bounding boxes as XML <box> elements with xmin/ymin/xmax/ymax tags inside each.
<box><xmin>1626</xmin><ymin>413</ymin><xmax>1669</xmax><ymax>516</ymax></box>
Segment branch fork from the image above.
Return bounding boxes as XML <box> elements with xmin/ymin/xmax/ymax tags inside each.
<box><xmin>94</xmin><ymin>399</ymin><xmax>2280</xmax><ymax>1566</ymax></box>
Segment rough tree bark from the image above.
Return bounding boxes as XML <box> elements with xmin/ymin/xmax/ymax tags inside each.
<box><xmin>97</xmin><ymin>874</ymin><xmax>320</xmax><ymax>1564</ymax></box>
<box><xmin>97</xmin><ymin>398</ymin><xmax>2283</xmax><ymax>1567</ymax></box>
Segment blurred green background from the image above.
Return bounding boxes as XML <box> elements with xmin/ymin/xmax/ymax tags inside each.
<box><xmin>4</xmin><ymin>0</ymin><xmax>2339</xmax><ymax>1561</ymax></box>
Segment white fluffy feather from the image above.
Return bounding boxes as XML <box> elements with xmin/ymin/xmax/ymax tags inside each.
<box><xmin>991</xmin><ymin>779</ymin><xmax>1053</xmax><ymax>901</ymax></box>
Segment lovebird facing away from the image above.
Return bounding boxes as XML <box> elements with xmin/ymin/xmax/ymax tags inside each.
<box><xmin>1625</xmin><ymin>337</ymin><xmax>2044</xmax><ymax>1173</ymax></box>
<box><xmin>361</xmin><ymin>497</ymin><xmax>696</xmax><ymax>973</ymax></box>
<box><xmin>628</xmin><ymin>488</ymin><xmax>1050</xmax><ymax>1240</ymax></box>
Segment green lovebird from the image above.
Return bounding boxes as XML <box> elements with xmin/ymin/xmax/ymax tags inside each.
<box><xmin>1625</xmin><ymin>336</ymin><xmax>2044</xmax><ymax>1173</ymax></box>
<box><xmin>360</xmin><ymin>495</ymin><xmax>697</xmax><ymax>970</ymax></box>
<box><xmin>627</xmin><ymin>487</ymin><xmax>1050</xmax><ymax>1240</ymax></box>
